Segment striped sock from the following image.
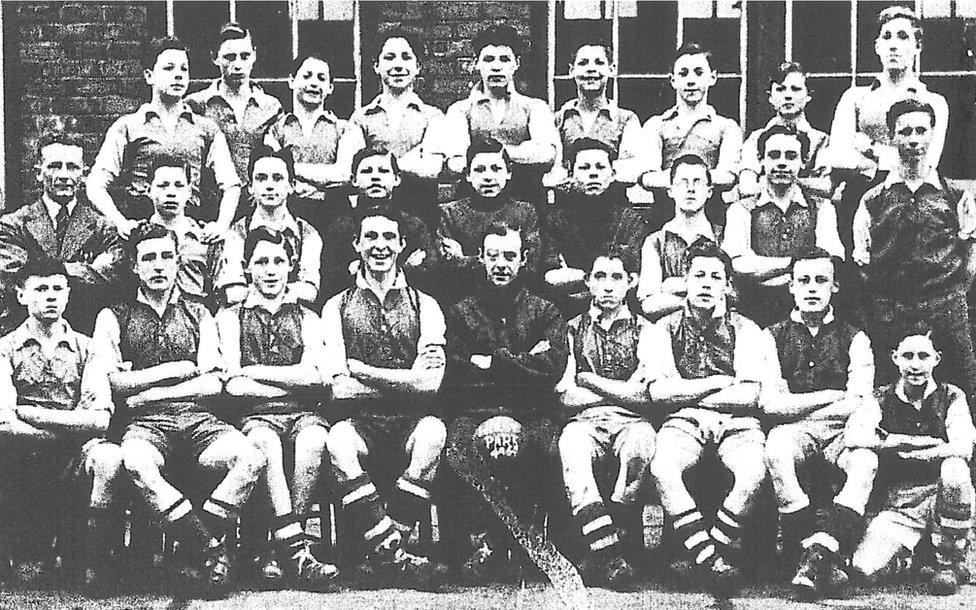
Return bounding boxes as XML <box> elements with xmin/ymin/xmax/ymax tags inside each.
<box><xmin>575</xmin><ymin>502</ymin><xmax>621</xmax><ymax>559</ymax></box>
<box><xmin>387</xmin><ymin>476</ymin><xmax>433</xmax><ymax>533</ymax></box>
<box><xmin>201</xmin><ymin>497</ymin><xmax>240</xmax><ymax>541</ymax></box>
<box><xmin>710</xmin><ymin>506</ymin><xmax>742</xmax><ymax>560</ymax></box>
<box><xmin>672</xmin><ymin>508</ymin><xmax>717</xmax><ymax>569</ymax></box>
<box><xmin>934</xmin><ymin>498</ymin><xmax>972</xmax><ymax>564</ymax></box>
<box><xmin>161</xmin><ymin>498</ymin><xmax>214</xmax><ymax>554</ymax></box>
<box><xmin>339</xmin><ymin>474</ymin><xmax>399</xmax><ymax>555</ymax></box>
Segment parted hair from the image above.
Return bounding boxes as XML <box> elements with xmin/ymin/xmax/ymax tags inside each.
<box><xmin>243</xmin><ymin>227</ymin><xmax>295</xmax><ymax>265</ymax></box>
<box><xmin>683</xmin><ymin>236</ymin><xmax>731</xmax><ymax>278</ymax></box>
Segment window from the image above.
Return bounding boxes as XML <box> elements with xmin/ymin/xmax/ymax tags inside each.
<box><xmin>164</xmin><ymin>0</ymin><xmax>361</xmax><ymax>117</ymax></box>
<box><xmin>549</xmin><ymin>0</ymin><xmax>748</xmax><ymax>125</ymax></box>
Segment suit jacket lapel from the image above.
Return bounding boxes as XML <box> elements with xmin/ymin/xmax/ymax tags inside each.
<box><xmin>25</xmin><ymin>201</ymin><xmax>58</xmax><ymax>257</ymax></box>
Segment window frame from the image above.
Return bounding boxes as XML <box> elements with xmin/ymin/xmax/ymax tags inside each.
<box><xmin>163</xmin><ymin>0</ymin><xmax>363</xmax><ymax>107</ymax></box>
<box><xmin>546</xmin><ymin>0</ymin><xmax>750</xmax><ymax>127</ymax></box>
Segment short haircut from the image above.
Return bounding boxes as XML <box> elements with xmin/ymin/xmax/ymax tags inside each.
<box><xmin>127</xmin><ymin>222</ymin><xmax>178</xmax><ymax>260</ymax></box>
<box><xmin>878</xmin><ymin>5</ymin><xmax>923</xmax><ymax>42</ymax></box>
<box><xmin>789</xmin><ymin>246</ymin><xmax>839</xmax><ymax>277</ymax></box>
<box><xmin>466</xmin><ymin>138</ymin><xmax>512</xmax><ymax>171</ymax></box>
<box><xmin>369</xmin><ymin>30</ymin><xmax>425</xmax><ymax>63</ymax></box>
<box><xmin>886</xmin><ymin>98</ymin><xmax>936</xmax><ymax>134</ymax></box>
<box><xmin>757</xmin><ymin>124</ymin><xmax>811</xmax><ymax>163</ymax></box>
<box><xmin>355</xmin><ymin>203</ymin><xmax>403</xmax><ymax>238</ymax></box>
<box><xmin>566</xmin><ymin>137</ymin><xmax>617</xmax><ymax>167</ymax></box>
<box><xmin>767</xmin><ymin>60</ymin><xmax>806</xmax><ymax>92</ymax></box>
<box><xmin>243</xmin><ymin>227</ymin><xmax>294</xmax><ymax>265</ymax></box>
<box><xmin>37</xmin><ymin>130</ymin><xmax>86</xmax><ymax>157</ymax></box>
<box><xmin>148</xmin><ymin>153</ymin><xmax>191</xmax><ymax>183</ymax></box>
<box><xmin>141</xmin><ymin>36</ymin><xmax>187</xmax><ymax>71</ymax></box>
<box><xmin>16</xmin><ymin>255</ymin><xmax>68</xmax><ymax>288</ymax></box>
<box><xmin>590</xmin><ymin>245</ymin><xmax>634</xmax><ymax>275</ymax></box>
<box><xmin>247</xmin><ymin>145</ymin><xmax>295</xmax><ymax>182</ymax></box>
<box><xmin>291</xmin><ymin>53</ymin><xmax>330</xmax><ymax>78</ymax></box>
<box><xmin>473</xmin><ymin>24</ymin><xmax>522</xmax><ymax>57</ymax></box>
<box><xmin>572</xmin><ymin>40</ymin><xmax>612</xmax><ymax>63</ymax></box>
<box><xmin>482</xmin><ymin>220</ymin><xmax>523</xmax><ymax>247</ymax></box>
<box><xmin>894</xmin><ymin>320</ymin><xmax>940</xmax><ymax>353</ymax></box>
<box><xmin>683</xmin><ymin>236</ymin><xmax>731</xmax><ymax>278</ymax></box>
<box><xmin>669</xmin><ymin>153</ymin><xmax>712</xmax><ymax>185</ymax></box>
<box><xmin>673</xmin><ymin>42</ymin><xmax>713</xmax><ymax>70</ymax></box>
<box><xmin>352</xmin><ymin>147</ymin><xmax>401</xmax><ymax>176</ymax></box>
<box><xmin>214</xmin><ymin>21</ymin><xmax>251</xmax><ymax>53</ymax></box>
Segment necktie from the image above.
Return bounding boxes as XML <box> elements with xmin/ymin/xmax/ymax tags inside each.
<box><xmin>54</xmin><ymin>204</ymin><xmax>69</xmax><ymax>243</ymax></box>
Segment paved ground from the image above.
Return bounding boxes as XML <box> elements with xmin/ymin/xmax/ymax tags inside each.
<box><xmin>2</xmin><ymin>583</ymin><xmax>976</xmax><ymax>609</ymax></box>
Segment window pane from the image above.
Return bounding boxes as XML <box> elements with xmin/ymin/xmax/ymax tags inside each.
<box><xmin>618</xmin><ymin>1</ymin><xmax>678</xmax><ymax>75</ymax></box>
<box><xmin>617</xmin><ymin>78</ymin><xmax>671</xmax><ymax>122</ymax></box>
<box><xmin>682</xmin><ymin>17</ymin><xmax>740</xmax><ymax>74</ymax></box>
<box><xmin>793</xmin><ymin>1</ymin><xmax>850</xmax><ymax>74</ymax></box>
<box><xmin>237</xmin><ymin>0</ymin><xmax>292</xmax><ymax>78</ymax></box>
<box><xmin>173</xmin><ymin>1</ymin><xmax>230</xmax><ymax>81</ymax></box>
<box><xmin>708</xmin><ymin>78</ymin><xmax>741</xmax><ymax>123</ymax></box>
<box><xmin>801</xmin><ymin>76</ymin><xmax>852</xmax><ymax>136</ymax></box>
<box><xmin>555</xmin><ymin>1</ymin><xmax>612</xmax><ymax>77</ymax></box>
<box><xmin>554</xmin><ymin>78</ymin><xmax>577</xmax><ymax>110</ymax></box>
<box><xmin>920</xmin><ymin>18</ymin><xmax>968</xmax><ymax>71</ymax></box>
<box><xmin>297</xmin><ymin>20</ymin><xmax>355</xmax><ymax>79</ymax></box>
<box><xmin>856</xmin><ymin>1</ymin><xmax>916</xmax><ymax>73</ymax></box>
<box><xmin>927</xmin><ymin>76</ymin><xmax>976</xmax><ymax>177</ymax></box>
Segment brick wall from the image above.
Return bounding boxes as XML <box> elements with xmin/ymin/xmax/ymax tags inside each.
<box><xmin>360</xmin><ymin>1</ymin><xmax>547</xmax><ymax>111</ymax></box>
<box><xmin>4</xmin><ymin>1</ymin><xmax>161</xmax><ymax>210</ymax></box>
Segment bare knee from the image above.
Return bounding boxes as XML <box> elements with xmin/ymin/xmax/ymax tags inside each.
<box><xmin>650</xmin><ymin>449</ymin><xmax>688</xmax><ymax>486</ymax></box>
<box><xmin>89</xmin><ymin>443</ymin><xmax>124</xmax><ymax>486</ymax></box>
<box><xmin>413</xmin><ymin>416</ymin><xmax>447</xmax><ymax>454</ymax></box>
<box><xmin>121</xmin><ymin>442</ymin><xmax>162</xmax><ymax>481</ymax></box>
<box><xmin>295</xmin><ymin>425</ymin><xmax>330</xmax><ymax>455</ymax></box>
<box><xmin>328</xmin><ymin>421</ymin><xmax>363</xmax><ymax>470</ymax></box>
<box><xmin>941</xmin><ymin>456</ymin><xmax>973</xmax><ymax>496</ymax></box>
<box><xmin>247</xmin><ymin>426</ymin><xmax>283</xmax><ymax>458</ymax></box>
<box><xmin>840</xmin><ymin>447</ymin><xmax>879</xmax><ymax>478</ymax></box>
<box><xmin>730</xmin><ymin>454</ymin><xmax>768</xmax><ymax>492</ymax></box>
<box><xmin>558</xmin><ymin>422</ymin><xmax>594</xmax><ymax>462</ymax></box>
<box><xmin>763</xmin><ymin>428</ymin><xmax>799</xmax><ymax>474</ymax></box>
<box><xmin>236</xmin><ymin>443</ymin><xmax>267</xmax><ymax>479</ymax></box>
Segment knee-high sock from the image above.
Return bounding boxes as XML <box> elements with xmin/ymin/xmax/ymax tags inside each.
<box><xmin>160</xmin><ymin>498</ymin><xmax>215</xmax><ymax>556</ymax></box>
<box><xmin>339</xmin><ymin>474</ymin><xmax>399</xmax><ymax>555</ymax></box>
<box><xmin>672</xmin><ymin>507</ymin><xmax>717</xmax><ymax>569</ymax></box>
<box><xmin>387</xmin><ymin>476</ymin><xmax>433</xmax><ymax>534</ymax></box>
<box><xmin>711</xmin><ymin>505</ymin><xmax>743</xmax><ymax>560</ymax></box>
<box><xmin>575</xmin><ymin>502</ymin><xmax>621</xmax><ymax>561</ymax></box>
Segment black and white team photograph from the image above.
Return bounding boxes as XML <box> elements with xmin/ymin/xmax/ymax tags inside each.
<box><xmin>3</xmin><ymin>1</ymin><xmax>976</xmax><ymax>608</ymax></box>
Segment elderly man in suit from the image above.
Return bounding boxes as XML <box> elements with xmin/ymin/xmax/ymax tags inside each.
<box><xmin>0</xmin><ymin>132</ymin><xmax>124</xmax><ymax>334</ymax></box>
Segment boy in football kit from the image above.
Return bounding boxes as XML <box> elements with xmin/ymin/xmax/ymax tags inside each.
<box><xmin>215</xmin><ymin>227</ymin><xmax>337</xmax><ymax>589</ymax></box>
<box><xmin>321</xmin><ymin>148</ymin><xmax>436</xmax><ymax>299</ymax></box>
<box><xmin>853</xmin><ymin>98</ymin><xmax>976</xmax><ymax>396</ymax></box>
<box><xmin>322</xmin><ymin>205</ymin><xmax>449</xmax><ymax>587</ymax></box>
<box><xmin>217</xmin><ymin>146</ymin><xmax>323</xmax><ymax>307</ymax></box>
<box><xmin>846</xmin><ymin>327</ymin><xmax>975</xmax><ymax>596</ymax></box>
<box><xmin>87</xmin><ymin>37</ymin><xmax>240</xmax><ymax>242</ymax></box>
<box><xmin>147</xmin><ymin>155</ymin><xmax>222</xmax><ymax>306</ymax></box>
<box><xmin>91</xmin><ymin>224</ymin><xmax>266</xmax><ymax>596</ymax></box>
<box><xmin>761</xmin><ymin>248</ymin><xmax>878</xmax><ymax>600</ymax></box>
<box><xmin>556</xmin><ymin>251</ymin><xmax>656</xmax><ymax>590</ymax></box>
<box><xmin>445</xmin><ymin>24</ymin><xmax>558</xmax><ymax>206</ymax></box>
<box><xmin>543</xmin><ymin>138</ymin><xmax>649</xmax><ymax>317</ymax></box>
<box><xmin>645</xmin><ymin>240</ymin><xmax>772</xmax><ymax>594</ymax></box>
<box><xmin>443</xmin><ymin>222</ymin><xmax>567</xmax><ymax>580</ymax></box>
<box><xmin>0</xmin><ymin>257</ymin><xmax>123</xmax><ymax>593</ymax></box>
<box><xmin>637</xmin><ymin>43</ymin><xmax>742</xmax><ymax>228</ymax></box>
<box><xmin>637</xmin><ymin>154</ymin><xmax>723</xmax><ymax>321</ymax></box>
<box><xmin>438</xmin><ymin>139</ymin><xmax>540</xmax><ymax>301</ymax></box>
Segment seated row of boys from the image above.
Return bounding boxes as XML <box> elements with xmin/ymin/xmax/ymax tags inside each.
<box><xmin>2</xmin><ymin>190</ymin><xmax>972</xmax><ymax>600</ymax></box>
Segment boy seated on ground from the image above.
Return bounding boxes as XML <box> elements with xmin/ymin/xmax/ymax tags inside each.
<box><xmin>761</xmin><ymin>247</ymin><xmax>877</xmax><ymax>600</ymax></box>
<box><xmin>0</xmin><ymin>257</ymin><xmax>123</xmax><ymax>593</ymax></box>
<box><xmin>216</xmin><ymin>227</ymin><xmax>338</xmax><ymax>590</ymax></box>
<box><xmin>556</xmin><ymin>249</ymin><xmax>656</xmax><ymax>590</ymax></box>
<box><xmin>846</xmin><ymin>326</ymin><xmax>975</xmax><ymax>596</ymax></box>
<box><xmin>217</xmin><ymin>146</ymin><xmax>322</xmax><ymax>308</ymax></box>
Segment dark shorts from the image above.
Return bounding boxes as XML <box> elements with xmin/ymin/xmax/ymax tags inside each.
<box><xmin>122</xmin><ymin>410</ymin><xmax>236</xmax><ymax>461</ymax></box>
<box><xmin>345</xmin><ymin>415</ymin><xmax>434</xmax><ymax>477</ymax></box>
<box><xmin>242</xmin><ymin>411</ymin><xmax>329</xmax><ymax>441</ymax></box>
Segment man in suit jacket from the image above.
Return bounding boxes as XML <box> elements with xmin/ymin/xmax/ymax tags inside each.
<box><xmin>0</xmin><ymin>133</ymin><xmax>124</xmax><ymax>334</ymax></box>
